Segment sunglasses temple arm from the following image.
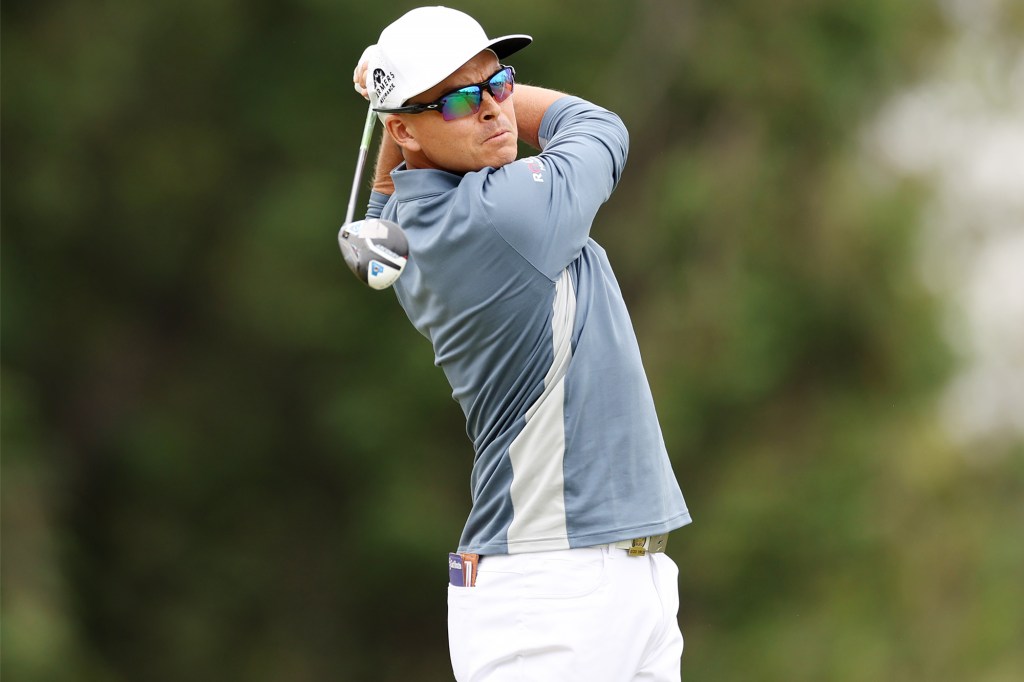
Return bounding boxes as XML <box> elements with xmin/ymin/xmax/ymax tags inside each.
<box><xmin>345</xmin><ymin>102</ymin><xmax>378</xmax><ymax>226</ymax></box>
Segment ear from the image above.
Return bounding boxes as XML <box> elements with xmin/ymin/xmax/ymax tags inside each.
<box><xmin>384</xmin><ymin>115</ymin><xmax>423</xmax><ymax>154</ymax></box>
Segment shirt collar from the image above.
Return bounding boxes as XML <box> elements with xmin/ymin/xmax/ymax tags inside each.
<box><xmin>391</xmin><ymin>162</ymin><xmax>464</xmax><ymax>201</ymax></box>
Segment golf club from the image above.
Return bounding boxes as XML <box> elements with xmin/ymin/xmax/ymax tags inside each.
<box><xmin>338</xmin><ymin>102</ymin><xmax>408</xmax><ymax>290</ymax></box>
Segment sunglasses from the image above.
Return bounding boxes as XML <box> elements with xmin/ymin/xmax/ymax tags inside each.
<box><xmin>375</xmin><ymin>66</ymin><xmax>516</xmax><ymax>121</ymax></box>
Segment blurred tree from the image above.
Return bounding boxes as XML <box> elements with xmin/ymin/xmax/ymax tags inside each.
<box><xmin>3</xmin><ymin>1</ymin><xmax>1021</xmax><ymax>681</ymax></box>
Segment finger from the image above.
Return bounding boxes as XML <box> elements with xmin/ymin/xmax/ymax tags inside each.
<box><xmin>352</xmin><ymin>64</ymin><xmax>369</xmax><ymax>99</ymax></box>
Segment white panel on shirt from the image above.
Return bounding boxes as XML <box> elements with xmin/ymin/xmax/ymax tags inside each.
<box><xmin>506</xmin><ymin>269</ymin><xmax>575</xmax><ymax>552</ymax></box>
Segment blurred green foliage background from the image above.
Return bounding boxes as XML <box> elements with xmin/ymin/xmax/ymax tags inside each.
<box><xmin>3</xmin><ymin>0</ymin><xmax>1022</xmax><ymax>680</ymax></box>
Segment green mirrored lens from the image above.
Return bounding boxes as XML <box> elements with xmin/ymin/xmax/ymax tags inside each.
<box><xmin>441</xmin><ymin>90</ymin><xmax>481</xmax><ymax>121</ymax></box>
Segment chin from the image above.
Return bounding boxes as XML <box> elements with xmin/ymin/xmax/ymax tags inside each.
<box><xmin>490</xmin><ymin>146</ymin><xmax>519</xmax><ymax>169</ymax></box>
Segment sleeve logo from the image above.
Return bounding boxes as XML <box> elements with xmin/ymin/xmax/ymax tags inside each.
<box><xmin>521</xmin><ymin>156</ymin><xmax>546</xmax><ymax>183</ymax></box>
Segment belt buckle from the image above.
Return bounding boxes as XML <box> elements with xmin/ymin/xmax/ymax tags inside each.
<box><xmin>648</xmin><ymin>534</ymin><xmax>668</xmax><ymax>554</ymax></box>
<box><xmin>623</xmin><ymin>534</ymin><xmax>669</xmax><ymax>557</ymax></box>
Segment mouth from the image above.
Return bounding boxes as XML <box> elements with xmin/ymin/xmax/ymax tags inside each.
<box><xmin>484</xmin><ymin>129</ymin><xmax>512</xmax><ymax>144</ymax></box>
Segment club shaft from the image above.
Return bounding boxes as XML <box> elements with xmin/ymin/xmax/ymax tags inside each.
<box><xmin>344</xmin><ymin>103</ymin><xmax>378</xmax><ymax>226</ymax></box>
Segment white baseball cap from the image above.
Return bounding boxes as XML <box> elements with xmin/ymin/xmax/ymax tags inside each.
<box><xmin>365</xmin><ymin>7</ymin><xmax>531</xmax><ymax>119</ymax></box>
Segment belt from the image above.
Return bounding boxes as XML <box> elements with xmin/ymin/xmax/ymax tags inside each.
<box><xmin>449</xmin><ymin>534</ymin><xmax>671</xmax><ymax>587</ymax></box>
<box><xmin>612</xmin><ymin>534</ymin><xmax>669</xmax><ymax>557</ymax></box>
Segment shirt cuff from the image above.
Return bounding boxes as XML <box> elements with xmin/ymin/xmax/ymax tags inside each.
<box><xmin>366</xmin><ymin>191</ymin><xmax>389</xmax><ymax>220</ymax></box>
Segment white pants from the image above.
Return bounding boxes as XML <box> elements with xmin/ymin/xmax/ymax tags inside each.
<box><xmin>448</xmin><ymin>545</ymin><xmax>684</xmax><ymax>681</ymax></box>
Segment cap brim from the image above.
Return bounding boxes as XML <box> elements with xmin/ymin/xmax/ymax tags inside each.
<box><xmin>488</xmin><ymin>35</ymin><xmax>532</xmax><ymax>60</ymax></box>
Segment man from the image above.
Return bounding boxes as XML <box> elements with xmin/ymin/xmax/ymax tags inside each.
<box><xmin>352</xmin><ymin>7</ymin><xmax>691</xmax><ymax>681</ymax></box>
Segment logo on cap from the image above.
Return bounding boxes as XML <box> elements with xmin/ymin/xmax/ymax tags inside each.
<box><xmin>372</xmin><ymin>68</ymin><xmax>397</xmax><ymax>103</ymax></box>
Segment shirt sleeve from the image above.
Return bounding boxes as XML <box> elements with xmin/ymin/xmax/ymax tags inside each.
<box><xmin>483</xmin><ymin>96</ymin><xmax>629</xmax><ymax>280</ymax></box>
<box><xmin>365</xmin><ymin>191</ymin><xmax>390</xmax><ymax>220</ymax></box>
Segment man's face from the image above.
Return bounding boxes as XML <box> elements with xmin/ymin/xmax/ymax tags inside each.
<box><xmin>389</xmin><ymin>51</ymin><xmax>519</xmax><ymax>173</ymax></box>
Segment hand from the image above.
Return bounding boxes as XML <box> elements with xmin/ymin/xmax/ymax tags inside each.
<box><xmin>352</xmin><ymin>45</ymin><xmax>376</xmax><ymax>101</ymax></box>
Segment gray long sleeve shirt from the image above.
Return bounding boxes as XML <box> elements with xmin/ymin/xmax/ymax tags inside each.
<box><xmin>367</xmin><ymin>96</ymin><xmax>690</xmax><ymax>555</ymax></box>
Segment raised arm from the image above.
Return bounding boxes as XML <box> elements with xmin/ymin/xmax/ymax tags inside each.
<box><xmin>512</xmin><ymin>84</ymin><xmax>566</xmax><ymax>150</ymax></box>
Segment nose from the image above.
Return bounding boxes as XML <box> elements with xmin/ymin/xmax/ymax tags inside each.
<box><xmin>479</xmin><ymin>90</ymin><xmax>501</xmax><ymax>120</ymax></box>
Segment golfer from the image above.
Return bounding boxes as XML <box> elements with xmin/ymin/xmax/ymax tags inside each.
<box><xmin>353</xmin><ymin>7</ymin><xmax>692</xmax><ymax>680</ymax></box>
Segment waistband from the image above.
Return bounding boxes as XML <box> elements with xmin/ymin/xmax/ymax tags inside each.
<box><xmin>449</xmin><ymin>534</ymin><xmax>669</xmax><ymax>587</ymax></box>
